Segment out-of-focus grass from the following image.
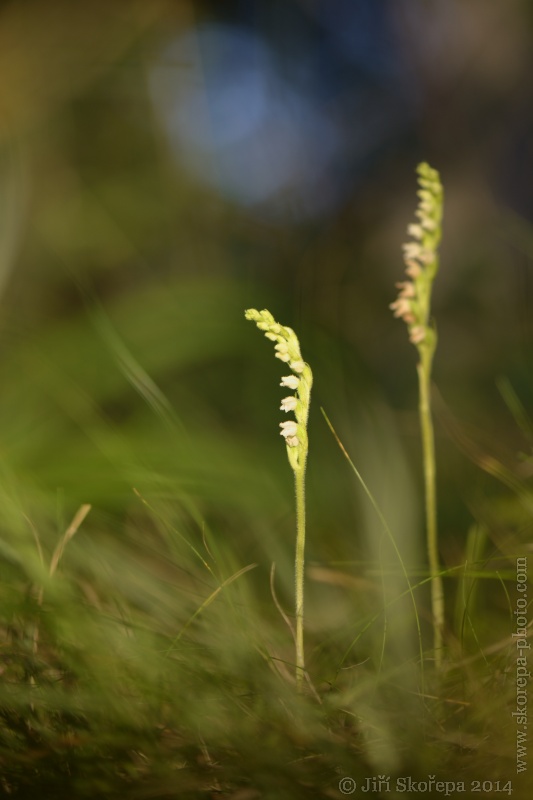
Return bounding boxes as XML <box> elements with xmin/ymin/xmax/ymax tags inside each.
<box><xmin>0</xmin><ymin>271</ymin><xmax>529</xmax><ymax>797</ymax></box>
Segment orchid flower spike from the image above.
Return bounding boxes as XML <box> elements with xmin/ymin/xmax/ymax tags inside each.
<box><xmin>245</xmin><ymin>307</ymin><xmax>313</xmax><ymax>688</ymax></box>
<box><xmin>390</xmin><ymin>162</ymin><xmax>443</xmax><ymax>354</ymax></box>
<box><xmin>245</xmin><ymin>308</ymin><xmax>312</xmax><ymax>474</ymax></box>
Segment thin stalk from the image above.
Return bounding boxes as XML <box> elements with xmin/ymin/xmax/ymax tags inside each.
<box><xmin>417</xmin><ymin>350</ymin><xmax>444</xmax><ymax>667</ymax></box>
<box><xmin>294</xmin><ymin>463</ymin><xmax>307</xmax><ymax>689</ymax></box>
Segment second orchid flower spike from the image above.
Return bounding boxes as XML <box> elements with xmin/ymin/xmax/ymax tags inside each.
<box><xmin>390</xmin><ymin>162</ymin><xmax>445</xmax><ymax>668</ymax></box>
<box><xmin>390</xmin><ymin>161</ymin><xmax>443</xmax><ymax>351</ymax></box>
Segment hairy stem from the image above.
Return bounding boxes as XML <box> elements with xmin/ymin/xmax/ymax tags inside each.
<box><xmin>294</xmin><ymin>463</ymin><xmax>307</xmax><ymax>689</ymax></box>
<box><xmin>417</xmin><ymin>351</ymin><xmax>444</xmax><ymax>667</ymax></box>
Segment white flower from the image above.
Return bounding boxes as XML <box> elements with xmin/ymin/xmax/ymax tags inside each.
<box><xmin>280</xmin><ymin>375</ymin><xmax>300</xmax><ymax>390</ymax></box>
<box><xmin>404</xmin><ymin>260</ymin><xmax>422</xmax><ymax>278</ymax></box>
<box><xmin>275</xmin><ymin>342</ymin><xmax>300</xmax><ymax>365</ymax></box>
<box><xmin>280</xmin><ymin>420</ymin><xmax>298</xmax><ymax>438</ymax></box>
<box><xmin>407</xmin><ymin>223</ymin><xmax>424</xmax><ymax>240</ymax></box>
<box><xmin>409</xmin><ymin>325</ymin><xmax>426</xmax><ymax>344</ymax></box>
<box><xmin>390</xmin><ymin>297</ymin><xmax>412</xmax><ymax>318</ymax></box>
<box><xmin>396</xmin><ymin>281</ymin><xmax>415</xmax><ymax>298</ymax></box>
<box><xmin>290</xmin><ymin>360</ymin><xmax>305</xmax><ymax>373</ymax></box>
<box><xmin>280</xmin><ymin>396</ymin><xmax>297</xmax><ymax>412</ymax></box>
<box><xmin>285</xmin><ymin>435</ymin><xmax>299</xmax><ymax>447</ymax></box>
<box><xmin>402</xmin><ymin>242</ymin><xmax>424</xmax><ymax>260</ymax></box>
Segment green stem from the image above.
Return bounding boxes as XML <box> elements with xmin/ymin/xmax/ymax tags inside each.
<box><xmin>294</xmin><ymin>462</ymin><xmax>306</xmax><ymax>690</ymax></box>
<box><xmin>417</xmin><ymin>349</ymin><xmax>444</xmax><ymax>668</ymax></box>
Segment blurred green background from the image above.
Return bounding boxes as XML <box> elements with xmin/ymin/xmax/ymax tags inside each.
<box><xmin>1</xmin><ymin>0</ymin><xmax>532</xmax><ymax>796</ymax></box>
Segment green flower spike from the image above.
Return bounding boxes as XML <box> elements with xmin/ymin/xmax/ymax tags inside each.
<box><xmin>245</xmin><ymin>308</ymin><xmax>312</xmax><ymax>690</ymax></box>
<box><xmin>390</xmin><ymin>162</ymin><xmax>445</xmax><ymax>668</ymax></box>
